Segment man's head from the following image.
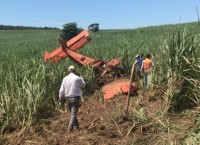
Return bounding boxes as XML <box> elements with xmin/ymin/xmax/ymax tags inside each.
<box><xmin>68</xmin><ymin>65</ymin><xmax>75</xmax><ymax>72</ymax></box>
<box><xmin>146</xmin><ymin>54</ymin><xmax>151</xmax><ymax>59</ymax></box>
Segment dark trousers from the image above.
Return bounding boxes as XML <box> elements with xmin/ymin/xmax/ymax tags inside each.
<box><xmin>67</xmin><ymin>97</ymin><xmax>80</xmax><ymax>132</ymax></box>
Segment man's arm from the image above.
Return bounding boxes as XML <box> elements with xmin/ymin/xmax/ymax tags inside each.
<box><xmin>78</xmin><ymin>77</ymin><xmax>86</xmax><ymax>88</ymax></box>
<box><xmin>140</xmin><ymin>61</ymin><xmax>144</xmax><ymax>71</ymax></box>
<box><xmin>59</xmin><ymin>79</ymin><xmax>65</xmax><ymax>101</ymax></box>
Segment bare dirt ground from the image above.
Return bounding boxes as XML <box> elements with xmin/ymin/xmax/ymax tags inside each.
<box><xmin>2</xmin><ymin>91</ymin><xmax>195</xmax><ymax>145</ymax></box>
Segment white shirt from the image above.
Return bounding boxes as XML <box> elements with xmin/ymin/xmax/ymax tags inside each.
<box><xmin>59</xmin><ymin>73</ymin><xmax>85</xmax><ymax>98</ymax></box>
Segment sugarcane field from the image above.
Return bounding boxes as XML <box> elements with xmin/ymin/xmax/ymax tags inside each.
<box><xmin>0</xmin><ymin>21</ymin><xmax>199</xmax><ymax>145</ymax></box>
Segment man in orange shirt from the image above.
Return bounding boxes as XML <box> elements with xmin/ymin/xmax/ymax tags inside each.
<box><xmin>141</xmin><ymin>54</ymin><xmax>154</xmax><ymax>89</ymax></box>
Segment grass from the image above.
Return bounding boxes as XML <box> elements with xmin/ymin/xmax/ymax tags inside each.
<box><xmin>156</xmin><ymin>28</ymin><xmax>200</xmax><ymax>112</ymax></box>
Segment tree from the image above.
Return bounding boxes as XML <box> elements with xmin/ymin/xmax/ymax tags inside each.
<box><xmin>59</xmin><ymin>22</ymin><xmax>83</xmax><ymax>43</ymax></box>
<box><xmin>88</xmin><ymin>23</ymin><xmax>99</xmax><ymax>32</ymax></box>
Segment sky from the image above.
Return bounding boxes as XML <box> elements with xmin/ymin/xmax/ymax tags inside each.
<box><xmin>1</xmin><ymin>0</ymin><xmax>200</xmax><ymax>29</ymax></box>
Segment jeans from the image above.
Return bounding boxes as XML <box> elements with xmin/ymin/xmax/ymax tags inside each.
<box><xmin>67</xmin><ymin>97</ymin><xmax>80</xmax><ymax>132</ymax></box>
<box><xmin>144</xmin><ymin>72</ymin><xmax>152</xmax><ymax>90</ymax></box>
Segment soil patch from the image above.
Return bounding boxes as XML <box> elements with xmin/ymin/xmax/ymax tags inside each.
<box><xmin>4</xmin><ymin>93</ymin><xmax>195</xmax><ymax>145</ymax></box>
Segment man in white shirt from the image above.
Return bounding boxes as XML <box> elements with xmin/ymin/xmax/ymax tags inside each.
<box><xmin>59</xmin><ymin>65</ymin><xmax>85</xmax><ymax>133</ymax></box>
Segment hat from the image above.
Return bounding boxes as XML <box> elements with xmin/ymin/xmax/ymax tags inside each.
<box><xmin>136</xmin><ymin>54</ymin><xmax>140</xmax><ymax>58</ymax></box>
<box><xmin>68</xmin><ymin>65</ymin><xmax>75</xmax><ymax>71</ymax></box>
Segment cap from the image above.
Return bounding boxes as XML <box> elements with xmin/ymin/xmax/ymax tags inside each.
<box><xmin>136</xmin><ymin>54</ymin><xmax>140</xmax><ymax>58</ymax></box>
<box><xmin>68</xmin><ymin>65</ymin><xmax>75</xmax><ymax>71</ymax></box>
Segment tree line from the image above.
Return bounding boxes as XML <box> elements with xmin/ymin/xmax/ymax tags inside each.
<box><xmin>0</xmin><ymin>25</ymin><xmax>60</xmax><ymax>30</ymax></box>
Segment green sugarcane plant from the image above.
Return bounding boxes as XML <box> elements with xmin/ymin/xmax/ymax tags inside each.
<box><xmin>157</xmin><ymin>28</ymin><xmax>200</xmax><ymax>113</ymax></box>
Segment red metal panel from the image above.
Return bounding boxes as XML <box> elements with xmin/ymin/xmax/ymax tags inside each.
<box><xmin>101</xmin><ymin>78</ymin><xmax>137</xmax><ymax>100</ymax></box>
<box><xmin>44</xmin><ymin>30</ymin><xmax>91</xmax><ymax>63</ymax></box>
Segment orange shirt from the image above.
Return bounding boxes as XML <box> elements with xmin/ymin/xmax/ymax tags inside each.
<box><xmin>142</xmin><ymin>58</ymin><xmax>153</xmax><ymax>73</ymax></box>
